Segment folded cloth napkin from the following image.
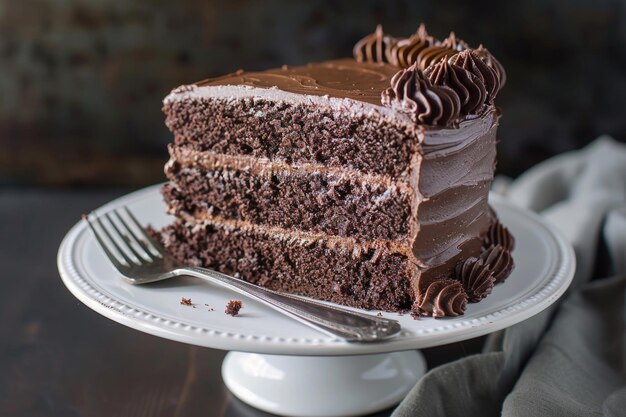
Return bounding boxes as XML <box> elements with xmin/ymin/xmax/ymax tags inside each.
<box><xmin>393</xmin><ymin>137</ymin><xmax>626</xmax><ymax>417</ymax></box>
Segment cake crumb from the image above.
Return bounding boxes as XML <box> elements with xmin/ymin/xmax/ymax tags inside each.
<box><xmin>410</xmin><ymin>311</ymin><xmax>421</xmax><ymax>320</ymax></box>
<box><xmin>376</xmin><ymin>312</ymin><xmax>383</xmax><ymax>317</ymax></box>
<box><xmin>225</xmin><ymin>300</ymin><xmax>243</xmax><ymax>316</ymax></box>
<box><xmin>180</xmin><ymin>297</ymin><xmax>193</xmax><ymax>306</ymax></box>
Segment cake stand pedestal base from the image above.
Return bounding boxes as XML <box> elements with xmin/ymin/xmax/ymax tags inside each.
<box><xmin>221</xmin><ymin>350</ymin><xmax>426</xmax><ymax>417</ymax></box>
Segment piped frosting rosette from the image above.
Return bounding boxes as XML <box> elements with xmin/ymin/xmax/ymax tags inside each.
<box><xmin>381</xmin><ymin>63</ymin><xmax>460</xmax><ymax>126</ymax></box>
<box><xmin>354</xmin><ymin>24</ymin><xmax>506</xmax><ymax>126</ymax></box>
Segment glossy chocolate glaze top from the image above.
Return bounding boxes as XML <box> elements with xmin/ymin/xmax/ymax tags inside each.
<box><xmin>196</xmin><ymin>59</ymin><xmax>399</xmax><ymax>106</ymax></box>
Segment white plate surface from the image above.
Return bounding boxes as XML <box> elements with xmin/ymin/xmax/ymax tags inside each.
<box><xmin>58</xmin><ymin>185</ymin><xmax>575</xmax><ymax>355</ymax></box>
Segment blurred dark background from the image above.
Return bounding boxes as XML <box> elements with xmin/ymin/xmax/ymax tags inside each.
<box><xmin>1</xmin><ymin>0</ymin><xmax>625</xmax><ymax>187</ymax></box>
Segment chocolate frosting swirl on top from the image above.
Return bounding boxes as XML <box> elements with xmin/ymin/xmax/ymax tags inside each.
<box><xmin>414</xmin><ymin>32</ymin><xmax>469</xmax><ymax>70</ymax></box>
<box><xmin>414</xmin><ymin>279</ymin><xmax>468</xmax><ymax>318</ymax></box>
<box><xmin>424</xmin><ymin>57</ymin><xmax>487</xmax><ymax>115</ymax></box>
<box><xmin>348</xmin><ymin>24</ymin><xmax>506</xmax><ymax>126</ymax></box>
<box><xmin>353</xmin><ymin>24</ymin><xmax>395</xmax><ymax>64</ymax></box>
<box><xmin>450</xmin><ymin>50</ymin><xmax>500</xmax><ymax>103</ymax></box>
<box><xmin>385</xmin><ymin>24</ymin><xmax>436</xmax><ymax>68</ymax></box>
<box><xmin>476</xmin><ymin>44</ymin><xmax>507</xmax><ymax>89</ymax></box>
<box><xmin>415</xmin><ymin>44</ymin><xmax>457</xmax><ymax>71</ymax></box>
<box><xmin>381</xmin><ymin>63</ymin><xmax>461</xmax><ymax>126</ymax></box>
<box><xmin>441</xmin><ymin>32</ymin><xmax>470</xmax><ymax>51</ymax></box>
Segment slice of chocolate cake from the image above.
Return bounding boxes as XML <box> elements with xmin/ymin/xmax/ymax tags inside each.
<box><xmin>155</xmin><ymin>24</ymin><xmax>515</xmax><ymax>317</ymax></box>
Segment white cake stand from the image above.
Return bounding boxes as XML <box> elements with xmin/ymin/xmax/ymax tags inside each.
<box><xmin>58</xmin><ymin>185</ymin><xmax>575</xmax><ymax>417</ymax></box>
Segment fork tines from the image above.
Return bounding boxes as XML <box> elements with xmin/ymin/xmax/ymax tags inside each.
<box><xmin>83</xmin><ymin>207</ymin><xmax>163</xmax><ymax>269</ymax></box>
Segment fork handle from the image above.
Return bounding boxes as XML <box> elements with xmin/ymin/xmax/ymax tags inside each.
<box><xmin>177</xmin><ymin>267</ymin><xmax>402</xmax><ymax>342</ymax></box>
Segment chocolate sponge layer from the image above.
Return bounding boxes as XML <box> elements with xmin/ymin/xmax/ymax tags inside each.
<box><xmin>163</xmin><ymin>97</ymin><xmax>420</xmax><ymax>180</ymax></box>
<box><xmin>163</xmin><ymin>159</ymin><xmax>413</xmax><ymax>242</ymax></box>
<box><xmin>157</xmin><ymin>219</ymin><xmax>414</xmax><ymax>312</ymax></box>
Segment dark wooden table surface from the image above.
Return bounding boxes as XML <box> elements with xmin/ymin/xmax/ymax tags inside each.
<box><xmin>0</xmin><ymin>188</ymin><xmax>486</xmax><ymax>417</ymax></box>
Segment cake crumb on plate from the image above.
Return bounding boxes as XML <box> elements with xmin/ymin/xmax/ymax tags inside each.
<box><xmin>225</xmin><ymin>300</ymin><xmax>242</xmax><ymax>316</ymax></box>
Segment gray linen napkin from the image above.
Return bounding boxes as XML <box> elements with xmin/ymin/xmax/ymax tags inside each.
<box><xmin>392</xmin><ymin>137</ymin><xmax>626</xmax><ymax>417</ymax></box>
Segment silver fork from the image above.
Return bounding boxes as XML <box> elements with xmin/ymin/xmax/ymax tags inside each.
<box><xmin>84</xmin><ymin>207</ymin><xmax>402</xmax><ymax>342</ymax></box>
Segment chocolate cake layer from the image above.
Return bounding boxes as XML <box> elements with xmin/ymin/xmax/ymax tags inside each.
<box><xmin>163</xmin><ymin>146</ymin><xmax>414</xmax><ymax>242</ymax></box>
<box><xmin>164</xmin><ymin>60</ymin><xmax>422</xmax><ymax>181</ymax></box>
<box><xmin>155</xmin><ymin>212</ymin><xmax>492</xmax><ymax>313</ymax></box>
<box><xmin>159</xmin><ymin>218</ymin><xmax>414</xmax><ymax>311</ymax></box>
